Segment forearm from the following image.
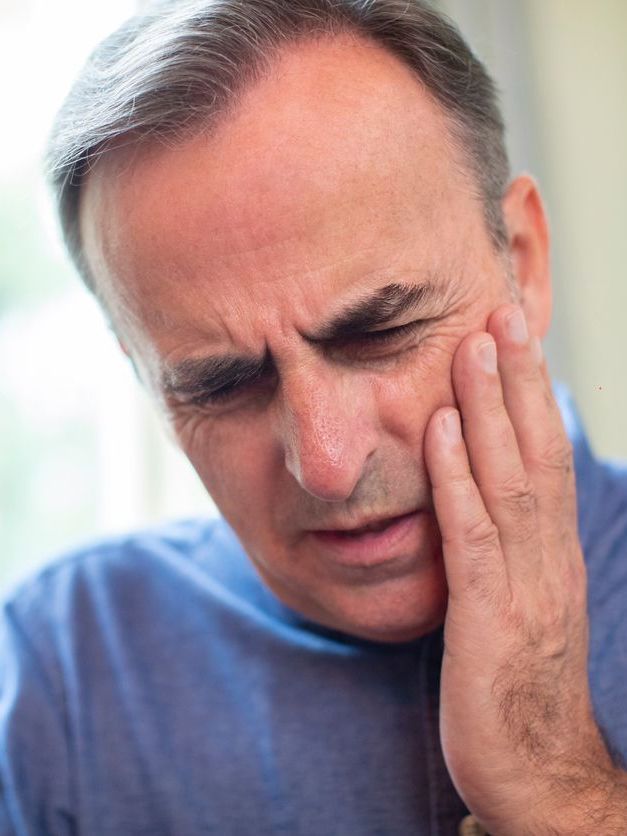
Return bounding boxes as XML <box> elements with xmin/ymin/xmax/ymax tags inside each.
<box><xmin>536</xmin><ymin>766</ymin><xmax>627</xmax><ymax>836</ymax></box>
<box><xmin>486</xmin><ymin>764</ymin><xmax>627</xmax><ymax>836</ymax></box>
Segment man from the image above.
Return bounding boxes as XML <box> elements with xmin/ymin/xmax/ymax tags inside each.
<box><xmin>2</xmin><ymin>0</ymin><xmax>627</xmax><ymax>833</ymax></box>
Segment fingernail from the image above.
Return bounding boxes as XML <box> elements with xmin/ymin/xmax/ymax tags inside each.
<box><xmin>531</xmin><ymin>336</ymin><xmax>544</xmax><ymax>365</ymax></box>
<box><xmin>477</xmin><ymin>338</ymin><xmax>497</xmax><ymax>374</ymax></box>
<box><xmin>505</xmin><ymin>308</ymin><xmax>529</xmax><ymax>345</ymax></box>
<box><xmin>441</xmin><ymin>409</ymin><xmax>461</xmax><ymax>444</ymax></box>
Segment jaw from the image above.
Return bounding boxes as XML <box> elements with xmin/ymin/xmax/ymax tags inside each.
<box><xmin>244</xmin><ymin>519</ymin><xmax>449</xmax><ymax>643</ymax></box>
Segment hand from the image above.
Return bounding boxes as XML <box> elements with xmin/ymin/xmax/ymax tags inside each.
<box><xmin>423</xmin><ymin>304</ymin><xmax>626</xmax><ymax>834</ymax></box>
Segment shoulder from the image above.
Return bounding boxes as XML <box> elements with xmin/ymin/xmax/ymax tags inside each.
<box><xmin>558</xmin><ymin>386</ymin><xmax>627</xmax><ymax>757</ymax></box>
<box><xmin>0</xmin><ymin>516</ymin><xmax>238</xmax><ymax>656</ymax></box>
<box><xmin>0</xmin><ymin>516</ymin><xmax>246</xmax><ymax>730</ymax></box>
<box><xmin>554</xmin><ymin>383</ymin><xmax>627</xmax><ymax>574</ymax></box>
<box><xmin>0</xmin><ymin>518</ymin><xmax>242</xmax><ymax>829</ymax></box>
<box><xmin>583</xmin><ymin>460</ymin><xmax>627</xmax><ymax>764</ymax></box>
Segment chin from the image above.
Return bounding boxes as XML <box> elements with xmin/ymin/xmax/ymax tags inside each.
<box><xmin>283</xmin><ymin>562</ymin><xmax>449</xmax><ymax>645</ymax></box>
<box><xmin>330</xmin><ymin>596</ymin><xmax>448</xmax><ymax>644</ymax></box>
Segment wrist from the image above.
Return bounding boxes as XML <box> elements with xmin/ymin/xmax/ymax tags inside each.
<box><xmin>486</xmin><ymin>764</ymin><xmax>627</xmax><ymax>836</ymax></box>
<box><xmin>470</xmin><ymin>742</ymin><xmax>627</xmax><ymax>836</ymax></box>
<box><xmin>535</xmin><ymin>765</ymin><xmax>627</xmax><ymax>836</ymax></box>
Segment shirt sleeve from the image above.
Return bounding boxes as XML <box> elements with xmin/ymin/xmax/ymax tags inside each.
<box><xmin>0</xmin><ymin>602</ymin><xmax>76</xmax><ymax>836</ymax></box>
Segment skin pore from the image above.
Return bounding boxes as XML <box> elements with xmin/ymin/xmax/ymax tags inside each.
<box><xmin>80</xmin><ymin>34</ymin><xmax>551</xmax><ymax>643</ymax></box>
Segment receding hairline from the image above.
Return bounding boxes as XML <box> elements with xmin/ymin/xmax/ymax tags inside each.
<box><xmin>77</xmin><ymin>31</ymin><xmax>482</xmax><ymax>240</ymax></box>
<box><xmin>49</xmin><ymin>0</ymin><xmax>511</xmax><ymax>316</ymax></box>
<box><xmin>79</xmin><ymin>29</ymin><xmax>472</xmax><ymax>192</ymax></box>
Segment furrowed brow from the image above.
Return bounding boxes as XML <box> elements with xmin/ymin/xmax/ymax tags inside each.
<box><xmin>161</xmin><ymin>353</ymin><xmax>270</xmax><ymax>398</ymax></box>
<box><xmin>161</xmin><ymin>281</ymin><xmax>444</xmax><ymax>396</ymax></box>
<box><xmin>305</xmin><ymin>281</ymin><xmax>443</xmax><ymax>343</ymax></box>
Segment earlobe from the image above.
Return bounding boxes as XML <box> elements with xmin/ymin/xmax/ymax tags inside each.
<box><xmin>502</xmin><ymin>175</ymin><xmax>552</xmax><ymax>339</ymax></box>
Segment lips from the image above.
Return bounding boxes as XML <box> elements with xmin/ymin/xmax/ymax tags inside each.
<box><xmin>323</xmin><ymin>513</ymin><xmax>412</xmax><ymax>537</ymax></box>
<box><xmin>309</xmin><ymin>510</ymin><xmax>426</xmax><ymax>569</ymax></box>
<box><xmin>313</xmin><ymin>511</ymin><xmax>417</xmax><ymax>537</ymax></box>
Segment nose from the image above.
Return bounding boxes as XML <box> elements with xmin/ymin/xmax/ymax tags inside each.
<box><xmin>277</xmin><ymin>366</ymin><xmax>378</xmax><ymax>502</ymax></box>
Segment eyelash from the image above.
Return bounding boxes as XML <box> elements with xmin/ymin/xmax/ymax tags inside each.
<box><xmin>190</xmin><ymin>374</ymin><xmax>270</xmax><ymax>406</ymax></box>
<box><xmin>353</xmin><ymin>320</ymin><xmax>422</xmax><ymax>344</ymax></box>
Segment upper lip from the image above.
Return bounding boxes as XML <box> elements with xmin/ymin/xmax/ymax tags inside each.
<box><xmin>311</xmin><ymin>509</ymin><xmax>418</xmax><ymax>533</ymax></box>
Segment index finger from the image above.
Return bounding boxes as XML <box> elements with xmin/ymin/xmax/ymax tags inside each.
<box><xmin>486</xmin><ymin>305</ymin><xmax>579</xmax><ymax>549</ymax></box>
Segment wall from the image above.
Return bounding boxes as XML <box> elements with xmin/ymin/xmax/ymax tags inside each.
<box><xmin>440</xmin><ymin>0</ymin><xmax>627</xmax><ymax>459</ymax></box>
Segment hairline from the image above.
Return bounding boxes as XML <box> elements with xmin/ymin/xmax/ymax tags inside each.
<box><xmin>49</xmin><ymin>2</ymin><xmax>512</xmax><ymax>321</ymax></box>
<box><xmin>78</xmin><ymin>29</ymin><xmax>504</xmax><ymax>321</ymax></box>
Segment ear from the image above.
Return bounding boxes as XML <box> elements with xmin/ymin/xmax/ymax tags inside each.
<box><xmin>502</xmin><ymin>175</ymin><xmax>552</xmax><ymax>339</ymax></box>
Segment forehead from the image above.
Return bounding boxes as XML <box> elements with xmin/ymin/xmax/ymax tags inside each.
<box><xmin>80</xmin><ymin>35</ymin><xmax>482</xmax><ymax>338</ymax></box>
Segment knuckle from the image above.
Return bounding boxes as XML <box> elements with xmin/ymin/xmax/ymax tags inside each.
<box><xmin>537</xmin><ymin>436</ymin><xmax>574</xmax><ymax>476</ymax></box>
<box><xmin>498</xmin><ymin>475</ymin><xmax>537</xmax><ymax>519</ymax></box>
<box><xmin>459</xmin><ymin>514</ymin><xmax>501</xmax><ymax>556</ymax></box>
<box><xmin>482</xmin><ymin>396</ymin><xmax>504</xmax><ymax>420</ymax></box>
<box><xmin>444</xmin><ymin>515</ymin><xmax>504</xmax><ymax>604</ymax></box>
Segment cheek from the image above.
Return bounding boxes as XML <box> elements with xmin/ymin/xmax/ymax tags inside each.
<box><xmin>175</xmin><ymin>414</ymin><xmax>278</xmax><ymax>522</ymax></box>
<box><xmin>373</xmin><ymin>337</ymin><xmax>458</xmax><ymax>443</ymax></box>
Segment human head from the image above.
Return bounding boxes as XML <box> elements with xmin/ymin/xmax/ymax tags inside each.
<box><xmin>48</xmin><ymin>2</ymin><xmax>551</xmax><ymax>643</ymax></box>
<box><xmin>47</xmin><ymin>0</ymin><xmax>511</xmax><ymax>317</ymax></box>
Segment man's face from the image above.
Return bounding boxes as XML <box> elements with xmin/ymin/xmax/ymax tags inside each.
<box><xmin>81</xmin><ymin>37</ymin><xmax>522</xmax><ymax>642</ymax></box>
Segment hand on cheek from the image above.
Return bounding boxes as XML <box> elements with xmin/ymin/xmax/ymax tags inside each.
<box><xmin>424</xmin><ymin>304</ymin><xmax>615</xmax><ymax>833</ymax></box>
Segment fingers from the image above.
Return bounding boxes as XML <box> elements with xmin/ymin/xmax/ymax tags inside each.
<box><xmin>448</xmin><ymin>325</ymin><xmax>543</xmax><ymax>586</ymax></box>
<box><xmin>485</xmin><ymin>306</ymin><xmax>579</xmax><ymax>551</ymax></box>
<box><xmin>424</xmin><ymin>407</ymin><xmax>509</xmax><ymax>604</ymax></box>
<box><xmin>453</xmin><ymin>333</ymin><xmax>537</xmax><ymax>565</ymax></box>
<box><xmin>425</xmin><ymin>302</ymin><xmax>579</xmax><ymax>600</ymax></box>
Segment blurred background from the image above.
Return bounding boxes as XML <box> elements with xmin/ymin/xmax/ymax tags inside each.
<box><xmin>1</xmin><ymin>0</ymin><xmax>626</xmax><ymax>591</ymax></box>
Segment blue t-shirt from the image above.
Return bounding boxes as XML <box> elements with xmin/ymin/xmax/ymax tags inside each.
<box><xmin>1</xmin><ymin>388</ymin><xmax>626</xmax><ymax>835</ymax></box>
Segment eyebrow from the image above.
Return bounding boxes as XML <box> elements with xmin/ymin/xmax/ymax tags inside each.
<box><xmin>304</xmin><ymin>281</ymin><xmax>442</xmax><ymax>342</ymax></box>
<box><xmin>161</xmin><ymin>280</ymin><xmax>443</xmax><ymax>398</ymax></box>
<box><xmin>162</xmin><ymin>354</ymin><xmax>272</xmax><ymax>400</ymax></box>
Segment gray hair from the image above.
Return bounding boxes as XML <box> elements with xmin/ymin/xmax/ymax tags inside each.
<box><xmin>46</xmin><ymin>0</ymin><xmax>511</xmax><ymax>298</ymax></box>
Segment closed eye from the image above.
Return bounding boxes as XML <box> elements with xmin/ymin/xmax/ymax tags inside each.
<box><xmin>352</xmin><ymin>320</ymin><xmax>423</xmax><ymax>344</ymax></box>
<box><xmin>319</xmin><ymin>319</ymin><xmax>429</xmax><ymax>367</ymax></box>
<box><xmin>173</xmin><ymin>320</ymin><xmax>428</xmax><ymax>410</ymax></box>
<box><xmin>329</xmin><ymin>319</ymin><xmax>427</xmax><ymax>353</ymax></box>
<box><xmin>186</xmin><ymin>368</ymin><xmax>276</xmax><ymax>407</ymax></box>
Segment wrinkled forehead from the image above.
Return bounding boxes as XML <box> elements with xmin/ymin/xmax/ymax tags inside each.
<box><xmin>79</xmin><ymin>35</ymin><xmax>481</xmax><ymax>338</ymax></box>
